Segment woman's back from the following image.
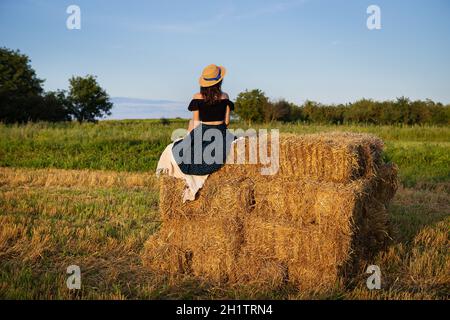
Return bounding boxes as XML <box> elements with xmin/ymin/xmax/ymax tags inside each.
<box><xmin>169</xmin><ymin>64</ymin><xmax>236</xmax><ymax>176</ymax></box>
<box><xmin>188</xmin><ymin>92</ymin><xmax>234</xmax><ymax>122</ymax></box>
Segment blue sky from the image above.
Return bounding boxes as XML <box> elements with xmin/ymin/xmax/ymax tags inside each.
<box><xmin>1</xmin><ymin>0</ymin><xmax>450</xmax><ymax>109</ymax></box>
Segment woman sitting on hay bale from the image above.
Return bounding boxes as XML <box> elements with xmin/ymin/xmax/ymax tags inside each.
<box><xmin>148</xmin><ymin>68</ymin><xmax>399</xmax><ymax>289</ymax></box>
<box><xmin>156</xmin><ymin>64</ymin><xmax>236</xmax><ymax>201</ymax></box>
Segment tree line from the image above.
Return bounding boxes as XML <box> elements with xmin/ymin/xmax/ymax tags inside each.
<box><xmin>1</xmin><ymin>47</ymin><xmax>449</xmax><ymax>125</ymax></box>
<box><xmin>235</xmin><ymin>90</ymin><xmax>450</xmax><ymax>126</ymax></box>
<box><xmin>0</xmin><ymin>47</ymin><xmax>112</xmax><ymax>123</ymax></box>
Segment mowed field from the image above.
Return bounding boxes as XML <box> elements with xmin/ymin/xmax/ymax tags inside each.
<box><xmin>0</xmin><ymin>120</ymin><xmax>449</xmax><ymax>299</ymax></box>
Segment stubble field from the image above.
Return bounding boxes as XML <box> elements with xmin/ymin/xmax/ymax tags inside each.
<box><xmin>0</xmin><ymin>121</ymin><xmax>448</xmax><ymax>299</ymax></box>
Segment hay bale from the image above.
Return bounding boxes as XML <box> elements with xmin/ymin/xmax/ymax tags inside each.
<box><xmin>373</xmin><ymin>163</ymin><xmax>399</xmax><ymax>203</ymax></box>
<box><xmin>250</xmin><ymin>177</ymin><xmax>365</xmax><ymax>226</ymax></box>
<box><xmin>159</xmin><ymin>175</ymin><xmax>255</xmax><ymax>221</ymax></box>
<box><xmin>235</xmin><ymin>175</ymin><xmax>391</xmax><ymax>291</ymax></box>
<box><xmin>143</xmin><ymin>132</ymin><xmax>398</xmax><ymax>292</ymax></box>
<box><xmin>240</xmin><ymin>218</ymin><xmax>341</xmax><ymax>291</ymax></box>
<box><xmin>237</xmin><ymin>177</ymin><xmax>394</xmax><ymax>291</ymax></box>
<box><xmin>218</xmin><ymin>132</ymin><xmax>384</xmax><ymax>183</ymax></box>
<box><xmin>159</xmin><ymin>132</ymin><xmax>384</xmax><ymax>221</ymax></box>
<box><xmin>230</xmin><ymin>249</ymin><xmax>288</xmax><ymax>288</ymax></box>
<box><xmin>142</xmin><ymin>215</ymin><xmax>245</xmax><ymax>283</ymax></box>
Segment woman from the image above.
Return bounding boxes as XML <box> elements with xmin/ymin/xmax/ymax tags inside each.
<box><xmin>172</xmin><ymin>64</ymin><xmax>235</xmax><ymax>176</ymax></box>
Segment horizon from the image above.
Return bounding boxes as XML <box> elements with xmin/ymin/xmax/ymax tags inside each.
<box><xmin>106</xmin><ymin>95</ymin><xmax>448</xmax><ymax>121</ymax></box>
<box><xmin>1</xmin><ymin>0</ymin><xmax>450</xmax><ymax>119</ymax></box>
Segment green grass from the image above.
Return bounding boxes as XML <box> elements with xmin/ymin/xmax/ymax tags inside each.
<box><xmin>1</xmin><ymin>121</ymin><xmax>449</xmax><ymax>187</ymax></box>
<box><xmin>384</xmin><ymin>141</ymin><xmax>450</xmax><ymax>187</ymax></box>
<box><xmin>0</xmin><ymin>120</ymin><xmax>178</xmax><ymax>171</ymax></box>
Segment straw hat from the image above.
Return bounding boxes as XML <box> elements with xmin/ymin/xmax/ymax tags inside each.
<box><xmin>199</xmin><ymin>64</ymin><xmax>227</xmax><ymax>87</ymax></box>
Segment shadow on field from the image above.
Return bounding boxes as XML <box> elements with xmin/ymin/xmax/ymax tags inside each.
<box><xmin>388</xmin><ymin>186</ymin><xmax>449</xmax><ymax>244</ymax></box>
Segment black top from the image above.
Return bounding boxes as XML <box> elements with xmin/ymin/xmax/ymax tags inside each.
<box><xmin>188</xmin><ymin>99</ymin><xmax>234</xmax><ymax>122</ymax></box>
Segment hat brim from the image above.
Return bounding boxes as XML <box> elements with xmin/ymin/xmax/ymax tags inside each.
<box><xmin>199</xmin><ymin>66</ymin><xmax>226</xmax><ymax>87</ymax></box>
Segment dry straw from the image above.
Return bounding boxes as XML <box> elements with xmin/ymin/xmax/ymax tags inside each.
<box><xmin>0</xmin><ymin>167</ymin><xmax>157</xmax><ymax>189</ymax></box>
<box><xmin>219</xmin><ymin>131</ymin><xmax>384</xmax><ymax>183</ymax></box>
<box><xmin>142</xmin><ymin>132</ymin><xmax>398</xmax><ymax>292</ymax></box>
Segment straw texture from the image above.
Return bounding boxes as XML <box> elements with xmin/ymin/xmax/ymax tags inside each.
<box><xmin>142</xmin><ymin>132</ymin><xmax>398</xmax><ymax>292</ymax></box>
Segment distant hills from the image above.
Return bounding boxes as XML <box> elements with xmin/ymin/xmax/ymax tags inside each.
<box><xmin>107</xmin><ymin>97</ymin><xmax>190</xmax><ymax>119</ymax></box>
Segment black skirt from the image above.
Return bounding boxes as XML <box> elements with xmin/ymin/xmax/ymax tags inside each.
<box><xmin>172</xmin><ymin>123</ymin><xmax>235</xmax><ymax>176</ymax></box>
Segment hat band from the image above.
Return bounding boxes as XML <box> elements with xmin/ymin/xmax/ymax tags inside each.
<box><xmin>203</xmin><ymin>68</ymin><xmax>221</xmax><ymax>81</ymax></box>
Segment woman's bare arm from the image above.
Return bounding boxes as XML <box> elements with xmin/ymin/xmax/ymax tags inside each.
<box><xmin>222</xmin><ymin>92</ymin><xmax>231</xmax><ymax>127</ymax></box>
<box><xmin>188</xmin><ymin>110</ymin><xmax>200</xmax><ymax>132</ymax></box>
<box><xmin>187</xmin><ymin>93</ymin><xmax>202</xmax><ymax>132</ymax></box>
<box><xmin>225</xmin><ymin>105</ymin><xmax>231</xmax><ymax>127</ymax></box>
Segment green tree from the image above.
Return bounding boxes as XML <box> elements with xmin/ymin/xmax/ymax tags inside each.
<box><xmin>68</xmin><ymin>75</ymin><xmax>113</xmax><ymax>123</ymax></box>
<box><xmin>394</xmin><ymin>96</ymin><xmax>411</xmax><ymax>125</ymax></box>
<box><xmin>0</xmin><ymin>47</ymin><xmax>44</xmax><ymax>123</ymax></box>
<box><xmin>302</xmin><ymin>100</ymin><xmax>320</xmax><ymax>123</ymax></box>
<box><xmin>0</xmin><ymin>47</ymin><xmax>44</xmax><ymax>96</ymax></box>
<box><xmin>264</xmin><ymin>99</ymin><xmax>292</xmax><ymax>123</ymax></box>
<box><xmin>235</xmin><ymin>89</ymin><xmax>267</xmax><ymax>125</ymax></box>
<box><xmin>289</xmin><ymin>104</ymin><xmax>305</xmax><ymax>122</ymax></box>
<box><xmin>344</xmin><ymin>99</ymin><xmax>377</xmax><ymax>124</ymax></box>
<box><xmin>429</xmin><ymin>101</ymin><xmax>450</xmax><ymax>125</ymax></box>
<box><xmin>40</xmin><ymin>91</ymin><xmax>72</xmax><ymax>122</ymax></box>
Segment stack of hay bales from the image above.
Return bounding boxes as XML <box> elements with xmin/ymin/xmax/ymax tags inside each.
<box><xmin>142</xmin><ymin>132</ymin><xmax>398</xmax><ymax>292</ymax></box>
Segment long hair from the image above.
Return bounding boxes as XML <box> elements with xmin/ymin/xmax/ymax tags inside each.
<box><xmin>200</xmin><ymin>80</ymin><xmax>222</xmax><ymax>105</ymax></box>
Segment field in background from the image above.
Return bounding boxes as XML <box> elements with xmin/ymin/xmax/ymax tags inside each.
<box><xmin>1</xmin><ymin>120</ymin><xmax>448</xmax><ymax>187</ymax></box>
<box><xmin>0</xmin><ymin>121</ymin><xmax>449</xmax><ymax>299</ymax></box>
